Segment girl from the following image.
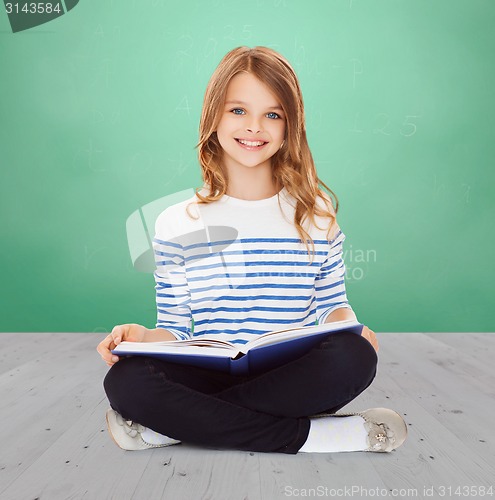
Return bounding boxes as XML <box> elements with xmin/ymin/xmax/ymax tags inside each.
<box><xmin>97</xmin><ymin>46</ymin><xmax>407</xmax><ymax>454</ymax></box>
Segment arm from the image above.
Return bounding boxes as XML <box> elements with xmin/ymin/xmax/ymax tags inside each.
<box><xmin>324</xmin><ymin>307</ymin><xmax>357</xmax><ymax>323</ymax></box>
<box><xmin>324</xmin><ymin>302</ymin><xmax>379</xmax><ymax>352</ymax></box>
<box><xmin>144</xmin><ymin>328</ymin><xmax>179</xmax><ymax>342</ymax></box>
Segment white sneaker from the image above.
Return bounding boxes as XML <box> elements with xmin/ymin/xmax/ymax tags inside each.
<box><xmin>105</xmin><ymin>408</ymin><xmax>181</xmax><ymax>451</ymax></box>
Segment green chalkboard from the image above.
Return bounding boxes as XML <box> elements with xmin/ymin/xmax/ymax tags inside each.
<box><xmin>0</xmin><ymin>0</ymin><xmax>493</xmax><ymax>333</ymax></box>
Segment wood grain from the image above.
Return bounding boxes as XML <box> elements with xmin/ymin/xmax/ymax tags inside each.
<box><xmin>0</xmin><ymin>332</ymin><xmax>494</xmax><ymax>500</ymax></box>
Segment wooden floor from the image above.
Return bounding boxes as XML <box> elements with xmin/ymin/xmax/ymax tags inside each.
<box><xmin>0</xmin><ymin>332</ymin><xmax>494</xmax><ymax>500</ymax></box>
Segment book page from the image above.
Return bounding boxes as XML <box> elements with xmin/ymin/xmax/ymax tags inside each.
<box><xmin>167</xmin><ymin>339</ymin><xmax>234</xmax><ymax>348</ymax></box>
<box><xmin>113</xmin><ymin>340</ymin><xmax>240</xmax><ymax>358</ymax></box>
<box><xmin>116</xmin><ymin>338</ymin><xmax>235</xmax><ymax>350</ymax></box>
<box><xmin>239</xmin><ymin>319</ymin><xmax>361</xmax><ymax>352</ymax></box>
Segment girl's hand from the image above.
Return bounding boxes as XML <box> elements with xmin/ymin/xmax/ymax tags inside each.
<box><xmin>361</xmin><ymin>325</ymin><xmax>379</xmax><ymax>353</ymax></box>
<box><xmin>96</xmin><ymin>323</ymin><xmax>148</xmax><ymax>367</ymax></box>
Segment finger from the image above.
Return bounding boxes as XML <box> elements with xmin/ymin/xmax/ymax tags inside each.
<box><xmin>105</xmin><ymin>334</ymin><xmax>120</xmax><ymax>362</ymax></box>
<box><xmin>102</xmin><ymin>351</ymin><xmax>119</xmax><ymax>364</ymax></box>
<box><xmin>97</xmin><ymin>335</ymin><xmax>119</xmax><ymax>363</ymax></box>
<box><xmin>103</xmin><ymin>330</ymin><xmax>120</xmax><ymax>350</ymax></box>
<box><xmin>111</xmin><ymin>325</ymin><xmax>123</xmax><ymax>345</ymax></box>
<box><xmin>105</xmin><ymin>353</ymin><xmax>119</xmax><ymax>365</ymax></box>
<box><xmin>96</xmin><ymin>339</ymin><xmax>112</xmax><ymax>356</ymax></box>
<box><xmin>97</xmin><ymin>339</ymin><xmax>115</xmax><ymax>358</ymax></box>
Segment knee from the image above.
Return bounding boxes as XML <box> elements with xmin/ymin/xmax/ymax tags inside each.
<box><xmin>318</xmin><ymin>331</ymin><xmax>378</xmax><ymax>382</ymax></box>
<box><xmin>103</xmin><ymin>356</ymin><xmax>148</xmax><ymax>406</ymax></box>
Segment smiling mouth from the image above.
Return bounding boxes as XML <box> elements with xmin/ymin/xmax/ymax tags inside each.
<box><xmin>235</xmin><ymin>138</ymin><xmax>268</xmax><ymax>148</ymax></box>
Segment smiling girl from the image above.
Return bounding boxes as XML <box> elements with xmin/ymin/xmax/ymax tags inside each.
<box><xmin>97</xmin><ymin>46</ymin><xmax>407</xmax><ymax>455</ymax></box>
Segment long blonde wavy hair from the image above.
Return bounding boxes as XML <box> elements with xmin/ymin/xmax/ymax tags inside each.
<box><xmin>193</xmin><ymin>46</ymin><xmax>340</xmax><ymax>262</ymax></box>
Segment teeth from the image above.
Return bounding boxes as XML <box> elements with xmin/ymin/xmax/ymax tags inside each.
<box><xmin>237</xmin><ymin>139</ymin><xmax>266</xmax><ymax>147</ymax></box>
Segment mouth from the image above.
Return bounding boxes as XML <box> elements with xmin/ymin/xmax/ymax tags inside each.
<box><xmin>235</xmin><ymin>138</ymin><xmax>269</xmax><ymax>150</ymax></box>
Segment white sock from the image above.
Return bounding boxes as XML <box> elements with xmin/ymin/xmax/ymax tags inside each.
<box><xmin>299</xmin><ymin>415</ymin><xmax>369</xmax><ymax>453</ymax></box>
<box><xmin>141</xmin><ymin>427</ymin><xmax>178</xmax><ymax>445</ymax></box>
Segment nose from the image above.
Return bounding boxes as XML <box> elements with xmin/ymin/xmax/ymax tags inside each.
<box><xmin>246</xmin><ymin>119</ymin><xmax>262</xmax><ymax>134</ymax></box>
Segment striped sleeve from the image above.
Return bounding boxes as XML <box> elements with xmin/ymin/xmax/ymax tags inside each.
<box><xmin>315</xmin><ymin>228</ymin><xmax>353</xmax><ymax>324</ymax></box>
<box><xmin>153</xmin><ymin>211</ymin><xmax>192</xmax><ymax>340</ymax></box>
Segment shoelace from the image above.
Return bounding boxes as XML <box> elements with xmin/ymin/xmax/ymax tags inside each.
<box><xmin>115</xmin><ymin>413</ymin><xmax>146</xmax><ymax>438</ymax></box>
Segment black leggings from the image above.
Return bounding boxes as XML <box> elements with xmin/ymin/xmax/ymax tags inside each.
<box><xmin>103</xmin><ymin>331</ymin><xmax>378</xmax><ymax>454</ymax></box>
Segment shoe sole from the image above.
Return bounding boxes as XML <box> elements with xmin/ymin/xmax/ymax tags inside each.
<box><xmin>106</xmin><ymin>408</ymin><xmax>128</xmax><ymax>450</ymax></box>
<box><xmin>105</xmin><ymin>408</ymin><xmax>181</xmax><ymax>450</ymax></box>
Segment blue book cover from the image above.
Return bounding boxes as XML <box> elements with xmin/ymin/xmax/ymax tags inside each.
<box><xmin>112</xmin><ymin>319</ymin><xmax>364</xmax><ymax>376</ymax></box>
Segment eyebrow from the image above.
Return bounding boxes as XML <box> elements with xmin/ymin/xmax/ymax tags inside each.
<box><xmin>225</xmin><ymin>100</ymin><xmax>284</xmax><ymax>111</ymax></box>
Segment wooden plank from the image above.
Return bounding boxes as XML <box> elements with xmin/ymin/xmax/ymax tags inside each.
<box><xmin>413</xmin><ymin>333</ymin><xmax>495</xmax><ymax>398</ymax></box>
<box><xmin>1</xmin><ymin>397</ymin><xmax>155</xmax><ymax>500</ymax></box>
<box><xmin>257</xmin><ymin>452</ymin><xmax>390</xmax><ymax>499</ymax></box>
<box><xmin>377</xmin><ymin>333</ymin><xmax>495</xmax><ymax>476</ymax></box>
<box><xmin>423</xmin><ymin>332</ymin><xmax>495</xmax><ymax>369</ymax></box>
<box><xmin>0</xmin><ymin>334</ymin><xmax>101</xmax><ymax>398</ymax></box>
<box><xmin>0</xmin><ymin>334</ymin><xmax>108</xmax><ymax>492</ymax></box>
<box><xmin>0</xmin><ymin>333</ymin><xmax>75</xmax><ymax>375</ymax></box>
<box><xmin>133</xmin><ymin>445</ymin><xmax>261</xmax><ymax>500</ymax></box>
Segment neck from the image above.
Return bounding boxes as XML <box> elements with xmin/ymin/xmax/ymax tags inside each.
<box><xmin>225</xmin><ymin>164</ymin><xmax>280</xmax><ymax>201</ymax></box>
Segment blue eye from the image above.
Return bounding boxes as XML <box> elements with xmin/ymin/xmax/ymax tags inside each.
<box><xmin>267</xmin><ymin>112</ymin><xmax>280</xmax><ymax>119</ymax></box>
<box><xmin>231</xmin><ymin>108</ymin><xmax>245</xmax><ymax>115</ymax></box>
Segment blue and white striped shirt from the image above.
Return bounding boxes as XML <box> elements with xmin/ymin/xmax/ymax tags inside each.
<box><xmin>152</xmin><ymin>187</ymin><xmax>352</xmax><ymax>345</ymax></box>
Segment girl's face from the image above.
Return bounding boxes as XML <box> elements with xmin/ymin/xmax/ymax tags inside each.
<box><xmin>215</xmin><ymin>72</ymin><xmax>286</xmax><ymax>173</ymax></box>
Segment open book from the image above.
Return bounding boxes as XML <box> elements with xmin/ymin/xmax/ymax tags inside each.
<box><xmin>112</xmin><ymin>319</ymin><xmax>363</xmax><ymax>375</ymax></box>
